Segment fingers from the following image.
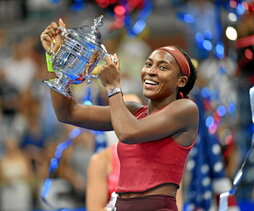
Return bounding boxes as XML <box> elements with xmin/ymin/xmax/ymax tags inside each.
<box><xmin>105</xmin><ymin>55</ymin><xmax>113</xmax><ymax>64</ymax></box>
<box><xmin>51</xmin><ymin>21</ymin><xmax>58</xmax><ymax>29</ymax></box>
<box><xmin>105</xmin><ymin>54</ymin><xmax>116</xmax><ymax>64</ymax></box>
<box><xmin>43</xmin><ymin>20</ymin><xmax>63</xmax><ymax>36</ymax></box>
<box><xmin>59</xmin><ymin>18</ymin><xmax>66</xmax><ymax>28</ymax></box>
<box><xmin>40</xmin><ymin>19</ymin><xmax>66</xmax><ymax>53</ymax></box>
<box><xmin>40</xmin><ymin>33</ymin><xmax>51</xmax><ymax>53</ymax></box>
<box><xmin>40</xmin><ymin>27</ymin><xmax>54</xmax><ymax>46</ymax></box>
<box><xmin>49</xmin><ymin>22</ymin><xmax>58</xmax><ymax>36</ymax></box>
<box><xmin>105</xmin><ymin>53</ymin><xmax>120</xmax><ymax>69</ymax></box>
<box><xmin>41</xmin><ymin>24</ymin><xmax>57</xmax><ymax>42</ymax></box>
<box><xmin>40</xmin><ymin>33</ymin><xmax>52</xmax><ymax>43</ymax></box>
<box><xmin>113</xmin><ymin>53</ymin><xmax>118</xmax><ymax>60</ymax></box>
<box><xmin>113</xmin><ymin>53</ymin><xmax>120</xmax><ymax>68</ymax></box>
<box><xmin>43</xmin><ymin>29</ymin><xmax>53</xmax><ymax>40</ymax></box>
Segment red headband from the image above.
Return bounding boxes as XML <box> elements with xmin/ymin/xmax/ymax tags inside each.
<box><xmin>159</xmin><ymin>46</ymin><xmax>190</xmax><ymax>78</ymax></box>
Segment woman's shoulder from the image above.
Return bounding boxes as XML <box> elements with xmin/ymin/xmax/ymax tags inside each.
<box><xmin>170</xmin><ymin>98</ymin><xmax>198</xmax><ymax>113</ymax></box>
<box><xmin>89</xmin><ymin>148</ymin><xmax>110</xmax><ymax>167</ymax></box>
<box><xmin>163</xmin><ymin>98</ymin><xmax>199</xmax><ymax>124</ymax></box>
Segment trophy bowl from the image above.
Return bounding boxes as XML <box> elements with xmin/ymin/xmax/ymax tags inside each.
<box><xmin>43</xmin><ymin>15</ymin><xmax>112</xmax><ymax>99</ymax></box>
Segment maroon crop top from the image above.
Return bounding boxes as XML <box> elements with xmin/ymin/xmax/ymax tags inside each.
<box><xmin>116</xmin><ymin>106</ymin><xmax>196</xmax><ymax>193</ymax></box>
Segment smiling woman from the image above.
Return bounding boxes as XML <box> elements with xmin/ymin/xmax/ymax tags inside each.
<box><xmin>143</xmin><ymin>52</ymin><xmax>195</xmax><ymax>104</ymax></box>
<box><xmin>40</xmin><ymin>19</ymin><xmax>199</xmax><ymax>211</ymax></box>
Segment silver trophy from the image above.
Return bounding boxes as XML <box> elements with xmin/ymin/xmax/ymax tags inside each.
<box><xmin>43</xmin><ymin>15</ymin><xmax>112</xmax><ymax>99</ymax></box>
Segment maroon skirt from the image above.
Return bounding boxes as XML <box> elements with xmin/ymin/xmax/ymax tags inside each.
<box><xmin>115</xmin><ymin>195</ymin><xmax>178</xmax><ymax>211</ymax></box>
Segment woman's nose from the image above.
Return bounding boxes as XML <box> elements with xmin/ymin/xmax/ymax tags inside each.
<box><xmin>146</xmin><ymin>66</ymin><xmax>157</xmax><ymax>75</ymax></box>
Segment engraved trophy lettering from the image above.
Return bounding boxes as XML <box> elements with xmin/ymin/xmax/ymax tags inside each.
<box><xmin>43</xmin><ymin>15</ymin><xmax>112</xmax><ymax>99</ymax></box>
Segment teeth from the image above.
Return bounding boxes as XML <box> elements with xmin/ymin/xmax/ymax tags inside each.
<box><xmin>145</xmin><ymin>80</ymin><xmax>158</xmax><ymax>85</ymax></box>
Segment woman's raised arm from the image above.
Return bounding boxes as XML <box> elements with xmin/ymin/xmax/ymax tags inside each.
<box><xmin>50</xmin><ymin>89</ymin><xmax>113</xmax><ymax>131</ymax></box>
<box><xmin>40</xmin><ymin>19</ymin><xmax>113</xmax><ymax>131</ymax></box>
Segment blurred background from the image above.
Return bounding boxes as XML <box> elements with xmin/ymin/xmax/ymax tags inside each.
<box><xmin>0</xmin><ymin>0</ymin><xmax>254</xmax><ymax>210</ymax></box>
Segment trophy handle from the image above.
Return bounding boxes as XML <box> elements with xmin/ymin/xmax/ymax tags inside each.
<box><xmin>76</xmin><ymin>43</ymin><xmax>116</xmax><ymax>84</ymax></box>
<box><xmin>84</xmin><ymin>74</ymin><xmax>98</xmax><ymax>84</ymax></box>
<box><xmin>79</xmin><ymin>44</ymin><xmax>116</xmax><ymax>84</ymax></box>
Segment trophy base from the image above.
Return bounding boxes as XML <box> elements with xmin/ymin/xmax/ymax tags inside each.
<box><xmin>43</xmin><ymin>78</ymin><xmax>74</xmax><ymax>100</ymax></box>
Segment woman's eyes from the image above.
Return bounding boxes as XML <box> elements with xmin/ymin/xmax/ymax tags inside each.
<box><xmin>144</xmin><ymin>62</ymin><xmax>169</xmax><ymax>70</ymax></box>
<box><xmin>159</xmin><ymin>65</ymin><xmax>169</xmax><ymax>70</ymax></box>
<box><xmin>145</xmin><ymin>62</ymin><xmax>152</xmax><ymax>67</ymax></box>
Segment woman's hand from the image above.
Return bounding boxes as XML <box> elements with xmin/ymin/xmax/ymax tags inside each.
<box><xmin>40</xmin><ymin>18</ymin><xmax>66</xmax><ymax>54</ymax></box>
<box><xmin>98</xmin><ymin>54</ymin><xmax>121</xmax><ymax>90</ymax></box>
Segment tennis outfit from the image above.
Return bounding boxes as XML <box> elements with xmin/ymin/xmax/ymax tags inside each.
<box><xmin>115</xmin><ymin>106</ymin><xmax>196</xmax><ymax>211</ymax></box>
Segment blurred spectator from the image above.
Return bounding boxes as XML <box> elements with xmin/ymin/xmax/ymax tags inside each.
<box><xmin>38</xmin><ymin>125</ymin><xmax>94</xmax><ymax>209</ymax></box>
<box><xmin>2</xmin><ymin>38</ymin><xmax>37</xmax><ymax>94</ymax></box>
<box><xmin>236</xmin><ymin>12</ymin><xmax>254</xmax><ymax>74</ymax></box>
<box><xmin>19</xmin><ymin>91</ymin><xmax>47</xmax><ymax>190</ymax></box>
<box><xmin>0</xmin><ymin>71</ymin><xmax>27</xmax><ymax>144</ymax></box>
<box><xmin>59</xmin><ymin>125</ymin><xmax>94</xmax><ymax>206</ymax></box>
<box><xmin>198</xmin><ymin>56</ymin><xmax>238</xmax><ymax>107</ymax></box>
<box><xmin>197</xmin><ymin>48</ymin><xmax>240</xmax><ymax>178</ymax></box>
<box><xmin>38</xmin><ymin>141</ymin><xmax>76</xmax><ymax>210</ymax></box>
<box><xmin>87</xmin><ymin>143</ymin><xmax>119</xmax><ymax>211</ymax></box>
<box><xmin>0</xmin><ymin>28</ymin><xmax>10</xmax><ymax>64</ymax></box>
<box><xmin>117</xmin><ymin>37</ymin><xmax>150</xmax><ymax>97</ymax></box>
<box><xmin>184</xmin><ymin>92</ymin><xmax>239</xmax><ymax>211</ymax></box>
<box><xmin>178</xmin><ymin>0</ymin><xmax>218</xmax><ymax>60</ymax></box>
<box><xmin>234</xmin><ymin>11</ymin><xmax>254</xmax><ymax>202</ymax></box>
<box><xmin>0</xmin><ymin>136</ymin><xmax>33</xmax><ymax>211</ymax></box>
<box><xmin>0</xmin><ymin>36</ymin><xmax>40</xmax><ymax>145</ymax></box>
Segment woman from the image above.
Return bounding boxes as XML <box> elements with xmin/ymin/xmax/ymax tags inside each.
<box><xmin>87</xmin><ymin>143</ymin><xmax>120</xmax><ymax>211</ymax></box>
<box><xmin>40</xmin><ymin>19</ymin><xmax>199</xmax><ymax>211</ymax></box>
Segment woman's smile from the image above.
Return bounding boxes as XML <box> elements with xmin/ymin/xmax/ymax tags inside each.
<box><xmin>143</xmin><ymin>79</ymin><xmax>159</xmax><ymax>89</ymax></box>
<box><xmin>141</xmin><ymin>49</ymin><xmax>181</xmax><ymax>100</ymax></box>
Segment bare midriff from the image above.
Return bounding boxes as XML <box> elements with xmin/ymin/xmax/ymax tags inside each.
<box><xmin>118</xmin><ymin>183</ymin><xmax>178</xmax><ymax>199</ymax></box>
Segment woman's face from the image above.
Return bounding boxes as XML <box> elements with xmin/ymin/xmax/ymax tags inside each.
<box><xmin>141</xmin><ymin>49</ymin><xmax>183</xmax><ymax>100</ymax></box>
